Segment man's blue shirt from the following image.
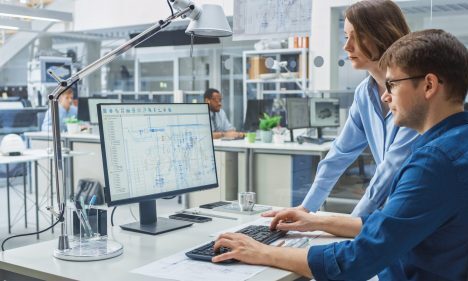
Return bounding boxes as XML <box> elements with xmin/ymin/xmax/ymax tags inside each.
<box><xmin>302</xmin><ymin>76</ymin><xmax>419</xmax><ymax>216</ymax></box>
<box><xmin>210</xmin><ymin>109</ymin><xmax>235</xmax><ymax>132</ymax></box>
<box><xmin>308</xmin><ymin>112</ymin><xmax>468</xmax><ymax>281</ymax></box>
<box><xmin>41</xmin><ymin>105</ymin><xmax>78</xmax><ymax>132</ymax></box>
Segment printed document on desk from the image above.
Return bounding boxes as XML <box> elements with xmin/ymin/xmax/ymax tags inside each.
<box><xmin>131</xmin><ymin>250</ymin><xmax>267</xmax><ymax>281</ymax></box>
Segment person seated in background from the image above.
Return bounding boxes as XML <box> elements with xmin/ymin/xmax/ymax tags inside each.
<box><xmin>41</xmin><ymin>88</ymin><xmax>77</xmax><ymax>132</ymax></box>
<box><xmin>212</xmin><ymin>29</ymin><xmax>468</xmax><ymax>281</ymax></box>
<box><xmin>204</xmin><ymin>88</ymin><xmax>244</xmax><ymax>139</ymax></box>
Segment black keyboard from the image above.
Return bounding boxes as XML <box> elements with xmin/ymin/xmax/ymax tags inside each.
<box><xmin>185</xmin><ymin>225</ymin><xmax>287</xmax><ymax>262</ymax></box>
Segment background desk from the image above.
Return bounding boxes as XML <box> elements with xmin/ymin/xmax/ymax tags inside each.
<box><xmin>213</xmin><ymin>140</ymin><xmax>331</xmax><ymax>207</ymax></box>
<box><xmin>0</xmin><ymin>209</ymin><xmax>346</xmax><ymax>281</ymax></box>
<box><xmin>25</xmin><ymin>132</ymin><xmax>332</xmax><ymax>208</ymax></box>
<box><xmin>1</xmin><ymin>149</ymin><xmax>91</xmax><ymax>237</ymax></box>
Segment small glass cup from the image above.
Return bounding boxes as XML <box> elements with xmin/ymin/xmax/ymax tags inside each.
<box><xmin>246</xmin><ymin>132</ymin><xmax>256</xmax><ymax>143</ymax></box>
<box><xmin>238</xmin><ymin>192</ymin><xmax>256</xmax><ymax>212</ymax></box>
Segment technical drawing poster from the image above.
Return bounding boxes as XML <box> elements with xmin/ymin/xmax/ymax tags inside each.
<box><xmin>233</xmin><ymin>0</ymin><xmax>312</xmax><ymax>41</ymax></box>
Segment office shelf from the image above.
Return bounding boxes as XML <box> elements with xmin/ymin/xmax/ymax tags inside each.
<box><xmin>242</xmin><ymin>48</ymin><xmax>309</xmax><ymax>117</ymax></box>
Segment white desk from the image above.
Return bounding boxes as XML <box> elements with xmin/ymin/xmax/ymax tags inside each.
<box><xmin>214</xmin><ymin>140</ymin><xmax>331</xmax><ymax>206</ymax></box>
<box><xmin>1</xmin><ymin>149</ymin><xmax>91</xmax><ymax>237</ymax></box>
<box><xmin>0</xmin><ymin>209</ymin><xmax>346</xmax><ymax>281</ymax></box>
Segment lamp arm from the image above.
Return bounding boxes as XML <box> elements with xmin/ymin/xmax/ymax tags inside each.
<box><xmin>47</xmin><ymin>5</ymin><xmax>194</xmax><ymax>250</ymax></box>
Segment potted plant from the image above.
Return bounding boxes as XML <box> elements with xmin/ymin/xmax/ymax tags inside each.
<box><xmin>258</xmin><ymin>113</ymin><xmax>281</xmax><ymax>143</ymax></box>
<box><xmin>64</xmin><ymin>116</ymin><xmax>80</xmax><ymax>134</ymax></box>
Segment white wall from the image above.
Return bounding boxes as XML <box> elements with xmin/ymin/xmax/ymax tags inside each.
<box><xmin>73</xmin><ymin>0</ymin><xmax>234</xmax><ymax>31</ymax></box>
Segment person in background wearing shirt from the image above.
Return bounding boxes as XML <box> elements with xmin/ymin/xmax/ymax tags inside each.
<box><xmin>41</xmin><ymin>88</ymin><xmax>77</xmax><ymax>132</ymax></box>
<box><xmin>213</xmin><ymin>29</ymin><xmax>468</xmax><ymax>281</ymax></box>
<box><xmin>263</xmin><ymin>0</ymin><xmax>419</xmax><ymax>218</ymax></box>
<box><xmin>204</xmin><ymin>88</ymin><xmax>244</xmax><ymax>139</ymax></box>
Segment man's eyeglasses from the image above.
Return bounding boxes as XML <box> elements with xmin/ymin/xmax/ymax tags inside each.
<box><xmin>385</xmin><ymin>75</ymin><xmax>427</xmax><ymax>94</ymax></box>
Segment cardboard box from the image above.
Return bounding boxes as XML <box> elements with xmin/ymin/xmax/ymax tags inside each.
<box><xmin>248</xmin><ymin>56</ymin><xmax>268</xmax><ymax>80</ymax></box>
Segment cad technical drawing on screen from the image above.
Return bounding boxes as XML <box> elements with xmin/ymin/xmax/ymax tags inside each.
<box><xmin>98</xmin><ymin>103</ymin><xmax>218</xmax><ymax>235</ymax></box>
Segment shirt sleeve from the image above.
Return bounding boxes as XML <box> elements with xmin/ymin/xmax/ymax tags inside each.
<box><xmin>308</xmin><ymin>147</ymin><xmax>461</xmax><ymax>281</ymax></box>
<box><xmin>219</xmin><ymin>109</ymin><xmax>235</xmax><ymax>132</ymax></box>
<box><xmin>351</xmin><ymin>126</ymin><xmax>419</xmax><ymax>216</ymax></box>
<box><xmin>302</xmin><ymin>97</ymin><xmax>368</xmax><ymax>212</ymax></box>
<box><xmin>41</xmin><ymin>109</ymin><xmax>52</xmax><ymax>132</ymax></box>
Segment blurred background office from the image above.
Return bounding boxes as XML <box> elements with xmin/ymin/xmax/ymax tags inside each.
<box><xmin>0</xmin><ymin>0</ymin><xmax>467</xmax><ymax>249</ymax></box>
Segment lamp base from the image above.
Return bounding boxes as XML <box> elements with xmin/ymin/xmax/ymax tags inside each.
<box><xmin>53</xmin><ymin>236</ymin><xmax>123</xmax><ymax>261</ymax></box>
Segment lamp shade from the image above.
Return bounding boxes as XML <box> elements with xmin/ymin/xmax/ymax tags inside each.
<box><xmin>186</xmin><ymin>4</ymin><xmax>232</xmax><ymax>37</ymax></box>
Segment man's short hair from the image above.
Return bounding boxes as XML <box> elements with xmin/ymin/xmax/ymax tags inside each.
<box><xmin>380</xmin><ymin>29</ymin><xmax>468</xmax><ymax>103</ymax></box>
<box><xmin>204</xmin><ymin>88</ymin><xmax>220</xmax><ymax>100</ymax></box>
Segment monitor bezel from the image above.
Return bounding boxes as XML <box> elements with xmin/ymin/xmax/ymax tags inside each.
<box><xmin>97</xmin><ymin>102</ymin><xmax>218</xmax><ymax>207</ymax></box>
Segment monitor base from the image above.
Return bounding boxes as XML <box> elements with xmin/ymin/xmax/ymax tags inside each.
<box><xmin>297</xmin><ymin>136</ymin><xmax>334</xmax><ymax>145</ymax></box>
<box><xmin>120</xmin><ymin>217</ymin><xmax>192</xmax><ymax>235</ymax></box>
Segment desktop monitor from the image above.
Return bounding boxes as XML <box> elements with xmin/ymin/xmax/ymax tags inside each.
<box><xmin>309</xmin><ymin>98</ymin><xmax>340</xmax><ymax>127</ymax></box>
<box><xmin>0</xmin><ymin>108</ymin><xmax>47</xmax><ymax>134</ymax></box>
<box><xmin>286</xmin><ymin>97</ymin><xmax>311</xmax><ymax>130</ymax></box>
<box><xmin>77</xmin><ymin>97</ymin><xmax>121</xmax><ymax>124</ymax></box>
<box><xmin>243</xmin><ymin>99</ymin><xmax>274</xmax><ymax>132</ymax></box>
<box><xmin>309</xmin><ymin>98</ymin><xmax>340</xmax><ymax>142</ymax></box>
<box><xmin>98</xmin><ymin>103</ymin><xmax>218</xmax><ymax>235</ymax></box>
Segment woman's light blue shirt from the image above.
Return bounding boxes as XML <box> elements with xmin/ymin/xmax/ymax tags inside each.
<box><xmin>302</xmin><ymin>76</ymin><xmax>419</xmax><ymax>216</ymax></box>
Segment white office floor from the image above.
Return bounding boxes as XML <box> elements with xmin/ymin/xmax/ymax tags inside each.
<box><xmin>0</xmin><ymin>178</ymin><xmax>183</xmax><ymax>251</ymax></box>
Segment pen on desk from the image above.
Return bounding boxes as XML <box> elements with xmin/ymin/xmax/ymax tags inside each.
<box><xmin>180</xmin><ymin>210</ymin><xmax>238</xmax><ymax>220</ymax></box>
<box><xmin>276</xmin><ymin>240</ymin><xmax>285</xmax><ymax>247</ymax></box>
<box><xmin>79</xmin><ymin>197</ymin><xmax>94</xmax><ymax>237</ymax></box>
<box><xmin>88</xmin><ymin>195</ymin><xmax>97</xmax><ymax>210</ymax></box>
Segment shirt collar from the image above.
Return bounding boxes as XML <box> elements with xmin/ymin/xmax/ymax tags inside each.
<box><xmin>412</xmin><ymin>111</ymin><xmax>468</xmax><ymax>150</ymax></box>
<box><xmin>367</xmin><ymin>76</ymin><xmax>390</xmax><ymax>119</ymax></box>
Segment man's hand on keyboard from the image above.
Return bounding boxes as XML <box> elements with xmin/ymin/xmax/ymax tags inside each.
<box><xmin>270</xmin><ymin>209</ymin><xmax>320</xmax><ymax>232</ymax></box>
<box><xmin>261</xmin><ymin>205</ymin><xmax>309</xmax><ymax>218</ymax></box>
<box><xmin>211</xmin><ymin>233</ymin><xmax>269</xmax><ymax>264</ymax></box>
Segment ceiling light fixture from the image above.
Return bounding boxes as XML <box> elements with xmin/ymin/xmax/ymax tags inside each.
<box><xmin>0</xmin><ymin>18</ymin><xmax>31</xmax><ymax>30</ymax></box>
<box><xmin>0</xmin><ymin>3</ymin><xmax>72</xmax><ymax>22</ymax></box>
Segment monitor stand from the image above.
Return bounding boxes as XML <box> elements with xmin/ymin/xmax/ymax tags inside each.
<box><xmin>297</xmin><ymin>127</ymin><xmax>334</xmax><ymax>145</ymax></box>
<box><xmin>120</xmin><ymin>200</ymin><xmax>192</xmax><ymax>235</ymax></box>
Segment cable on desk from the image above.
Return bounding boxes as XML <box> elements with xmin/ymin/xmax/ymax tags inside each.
<box><xmin>1</xmin><ymin>204</ymin><xmax>65</xmax><ymax>251</ymax></box>
<box><xmin>111</xmin><ymin>206</ymin><xmax>117</xmax><ymax>226</ymax></box>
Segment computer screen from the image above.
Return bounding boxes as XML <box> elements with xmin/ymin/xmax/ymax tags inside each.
<box><xmin>243</xmin><ymin>99</ymin><xmax>274</xmax><ymax>131</ymax></box>
<box><xmin>0</xmin><ymin>108</ymin><xmax>47</xmax><ymax>134</ymax></box>
<box><xmin>309</xmin><ymin>98</ymin><xmax>340</xmax><ymax>127</ymax></box>
<box><xmin>77</xmin><ymin>97</ymin><xmax>121</xmax><ymax>124</ymax></box>
<box><xmin>286</xmin><ymin>97</ymin><xmax>310</xmax><ymax>130</ymax></box>
<box><xmin>98</xmin><ymin>103</ymin><xmax>218</xmax><ymax>235</ymax></box>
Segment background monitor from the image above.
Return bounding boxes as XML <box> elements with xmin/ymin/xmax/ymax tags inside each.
<box><xmin>98</xmin><ymin>103</ymin><xmax>218</xmax><ymax>235</ymax></box>
<box><xmin>286</xmin><ymin>97</ymin><xmax>311</xmax><ymax>130</ymax></box>
<box><xmin>309</xmin><ymin>98</ymin><xmax>340</xmax><ymax>127</ymax></box>
<box><xmin>243</xmin><ymin>99</ymin><xmax>274</xmax><ymax>132</ymax></box>
<box><xmin>77</xmin><ymin>97</ymin><xmax>121</xmax><ymax>124</ymax></box>
<box><xmin>0</xmin><ymin>108</ymin><xmax>47</xmax><ymax>134</ymax></box>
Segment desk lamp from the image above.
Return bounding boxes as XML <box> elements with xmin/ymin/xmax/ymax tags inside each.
<box><xmin>47</xmin><ymin>0</ymin><xmax>232</xmax><ymax>261</ymax></box>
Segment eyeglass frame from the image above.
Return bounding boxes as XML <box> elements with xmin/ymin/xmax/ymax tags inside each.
<box><xmin>385</xmin><ymin>74</ymin><xmax>444</xmax><ymax>94</ymax></box>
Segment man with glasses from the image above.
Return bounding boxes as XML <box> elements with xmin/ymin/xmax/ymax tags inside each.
<box><xmin>213</xmin><ymin>29</ymin><xmax>468</xmax><ymax>281</ymax></box>
<box><xmin>204</xmin><ymin>88</ymin><xmax>244</xmax><ymax>139</ymax></box>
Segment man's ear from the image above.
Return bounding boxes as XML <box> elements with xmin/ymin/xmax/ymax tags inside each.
<box><xmin>424</xmin><ymin>73</ymin><xmax>440</xmax><ymax>100</ymax></box>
